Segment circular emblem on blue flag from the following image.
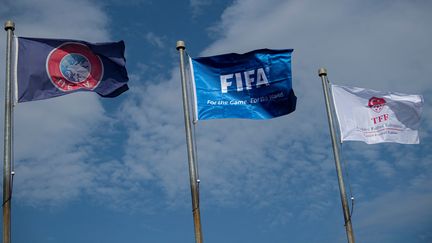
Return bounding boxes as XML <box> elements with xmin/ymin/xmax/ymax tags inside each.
<box><xmin>46</xmin><ymin>42</ymin><xmax>104</xmax><ymax>92</ymax></box>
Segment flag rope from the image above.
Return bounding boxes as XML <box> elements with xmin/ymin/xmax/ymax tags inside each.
<box><xmin>192</xmin><ymin>122</ymin><xmax>200</xmax><ymax>197</ymax></box>
<box><xmin>3</xmin><ymin>87</ymin><xmax>15</xmax><ymax>209</ymax></box>
<box><xmin>340</xmin><ymin>143</ymin><xmax>355</xmax><ymax>221</ymax></box>
<box><xmin>186</xmin><ymin>50</ymin><xmax>200</xmax><ymax>191</ymax></box>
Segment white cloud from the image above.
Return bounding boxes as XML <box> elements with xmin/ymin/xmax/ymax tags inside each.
<box><xmin>121</xmin><ymin>67</ymin><xmax>340</xmax><ymax>212</ymax></box>
<box><xmin>5</xmin><ymin>0</ymin><xmax>109</xmax><ymax>41</ymax></box>
<box><xmin>206</xmin><ymin>0</ymin><xmax>432</xmax><ymax>92</ymax></box>
<box><xmin>356</xmin><ymin>189</ymin><xmax>432</xmax><ymax>242</ymax></box>
<box><xmin>1</xmin><ymin>4</ymin><xmax>431</xmax><ymax>238</ymax></box>
<box><xmin>189</xmin><ymin>0</ymin><xmax>213</xmax><ymax>17</ymax></box>
<box><xmin>0</xmin><ymin>0</ymin><xmax>117</xmax><ymax>207</ymax></box>
<box><xmin>145</xmin><ymin>32</ymin><xmax>165</xmax><ymax>49</ymax></box>
<box><xmin>119</xmin><ymin>0</ymin><xmax>432</xmax><ymax>234</ymax></box>
<box><xmin>15</xmin><ymin>148</ymin><xmax>94</xmax><ymax>206</ymax></box>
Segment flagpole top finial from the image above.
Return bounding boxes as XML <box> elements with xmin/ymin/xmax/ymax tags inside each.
<box><xmin>318</xmin><ymin>68</ymin><xmax>327</xmax><ymax>77</ymax></box>
<box><xmin>176</xmin><ymin>40</ymin><xmax>186</xmax><ymax>50</ymax></box>
<box><xmin>4</xmin><ymin>20</ymin><xmax>15</xmax><ymax>31</ymax></box>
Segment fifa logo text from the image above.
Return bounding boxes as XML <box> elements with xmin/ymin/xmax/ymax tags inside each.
<box><xmin>220</xmin><ymin>68</ymin><xmax>269</xmax><ymax>93</ymax></box>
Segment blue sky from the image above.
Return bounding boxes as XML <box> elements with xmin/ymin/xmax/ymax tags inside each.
<box><xmin>1</xmin><ymin>0</ymin><xmax>432</xmax><ymax>243</ymax></box>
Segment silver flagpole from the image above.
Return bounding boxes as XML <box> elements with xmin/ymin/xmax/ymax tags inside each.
<box><xmin>318</xmin><ymin>68</ymin><xmax>355</xmax><ymax>243</ymax></box>
<box><xmin>176</xmin><ymin>40</ymin><xmax>203</xmax><ymax>243</ymax></box>
<box><xmin>3</xmin><ymin>20</ymin><xmax>15</xmax><ymax>243</ymax></box>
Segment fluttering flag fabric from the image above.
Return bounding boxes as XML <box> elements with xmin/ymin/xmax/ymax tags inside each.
<box><xmin>189</xmin><ymin>49</ymin><xmax>296</xmax><ymax>120</ymax></box>
<box><xmin>331</xmin><ymin>84</ymin><xmax>423</xmax><ymax>144</ymax></box>
<box><xmin>15</xmin><ymin>37</ymin><xmax>129</xmax><ymax>102</ymax></box>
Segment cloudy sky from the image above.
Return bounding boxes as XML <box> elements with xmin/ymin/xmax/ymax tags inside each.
<box><xmin>1</xmin><ymin>0</ymin><xmax>431</xmax><ymax>242</ymax></box>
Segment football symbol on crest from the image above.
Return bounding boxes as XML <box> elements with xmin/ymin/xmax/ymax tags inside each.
<box><xmin>46</xmin><ymin>42</ymin><xmax>104</xmax><ymax>92</ymax></box>
<box><xmin>60</xmin><ymin>54</ymin><xmax>90</xmax><ymax>82</ymax></box>
<box><xmin>368</xmin><ymin>97</ymin><xmax>386</xmax><ymax>113</ymax></box>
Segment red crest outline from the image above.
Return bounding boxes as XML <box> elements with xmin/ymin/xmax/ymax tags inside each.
<box><xmin>368</xmin><ymin>97</ymin><xmax>386</xmax><ymax>113</ymax></box>
<box><xmin>46</xmin><ymin>42</ymin><xmax>103</xmax><ymax>92</ymax></box>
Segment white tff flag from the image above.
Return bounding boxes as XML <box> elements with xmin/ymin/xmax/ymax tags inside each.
<box><xmin>331</xmin><ymin>84</ymin><xmax>423</xmax><ymax>144</ymax></box>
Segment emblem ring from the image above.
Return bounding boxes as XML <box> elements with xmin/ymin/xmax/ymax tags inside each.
<box><xmin>46</xmin><ymin>42</ymin><xmax>103</xmax><ymax>92</ymax></box>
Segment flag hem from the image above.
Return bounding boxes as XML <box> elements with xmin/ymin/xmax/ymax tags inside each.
<box><xmin>330</xmin><ymin>84</ymin><xmax>345</xmax><ymax>143</ymax></box>
<box><xmin>189</xmin><ymin>56</ymin><xmax>199</xmax><ymax>121</ymax></box>
<box><xmin>13</xmin><ymin>35</ymin><xmax>19</xmax><ymax>104</ymax></box>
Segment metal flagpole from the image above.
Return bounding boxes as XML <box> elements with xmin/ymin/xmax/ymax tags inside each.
<box><xmin>318</xmin><ymin>68</ymin><xmax>355</xmax><ymax>243</ymax></box>
<box><xmin>176</xmin><ymin>40</ymin><xmax>204</xmax><ymax>243</ymax></box>
<box><xmin>3</xmin><ymin>20</ymin><xmax>15</xmax><ymax>243</ymax></box>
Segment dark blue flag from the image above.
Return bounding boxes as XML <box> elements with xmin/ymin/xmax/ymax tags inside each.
<box><xmin>15</xmin><ymin>37</ymin><xmax>129</xmax><ymax>102</ymax></box>
<box><xmin>189</xmin><ymin>49</ymin><xmax>296</xmax><ymax>120</ymax></box>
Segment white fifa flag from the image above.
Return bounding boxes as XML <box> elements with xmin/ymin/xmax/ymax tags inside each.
<box><xmin>331</xmin><ymin>84</ymin><xmax>423</xmax><ymax>144</ymax></box>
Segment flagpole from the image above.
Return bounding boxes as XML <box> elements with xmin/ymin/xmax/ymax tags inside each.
<box><xmin>318</xmin><ymin>68</ymin><xmax>355</xmax><ymax>243</ymax></box>
<box><xmin>176</xmin><ymin>40</ymin><xmax>204</xmax><ymax>243</ymax></box>
<box><xmin>3</xmin><ymin>20</ymin><xmax>15</xmax><ymax>243</ymax></box>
